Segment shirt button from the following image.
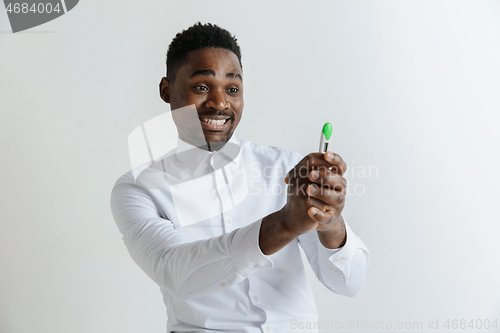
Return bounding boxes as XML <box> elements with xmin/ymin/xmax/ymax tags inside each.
<box><xmin>347</xmin><ymin>276</ymin><xmax>352</xmax><ymax>281</ymax></box>
<box><xmin>227</xmin><ymin>218</ymin><xmax>233</xmax><ymax>224</ymax></box>
<box><xmin>266</xmin><ymin>326</ymin><xmax>271</xmax><ymax>331</ymax></box>
<box><xmin>335</xmin><ymin>257</ymin><xmax>342</xmax><ymax>262</ymax></box>
<box><xmin>254</xmin><ymin>296</ymin><xmax>258</xmax><ymax>301</ymax></box>
<box><xmin>219</xmin><ymin>179</ymin><xmax>224</xmax><ymax>185</ymax></box>
<box><xmin>220</xmin><ymin>282</ymin><xmax>226</xmax><ymax>287</ymax></box>
<box><xmin>254</xmin><ymin>264</ymin><xmax>261</xmax><ymax>269</ymax></box>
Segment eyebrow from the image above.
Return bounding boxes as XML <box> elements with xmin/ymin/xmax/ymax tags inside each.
<box><xmin>190</xmin><ymin>69</ymin><xmax>242</xmax><ymax>81</ymax></box>
<box><xmin>226</xmin><ymin>72</ymin><xmax>242</xmax><ymax>80</ymax></box>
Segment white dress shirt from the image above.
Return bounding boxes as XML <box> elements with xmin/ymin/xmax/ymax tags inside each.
<box><xmin>110</xmin><ymin>134</ymin><xmax>369</xmax><ymax>333</ymax></box>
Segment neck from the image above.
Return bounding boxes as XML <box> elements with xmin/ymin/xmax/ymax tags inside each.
<box><xmin>206</xmin><ymin>141</ymin><xmax>226</xmax><ymax>152</ymax></box>
<box><xmin>179</xmin><ymin>137</ymin><xmax>227</xmax><ymax>152</ymax></box>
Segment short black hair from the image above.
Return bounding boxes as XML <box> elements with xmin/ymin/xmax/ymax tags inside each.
<box><xmin>166</xmin><ymin>22</ymin><xmax>242</xmax><ymax>80</ymax></box>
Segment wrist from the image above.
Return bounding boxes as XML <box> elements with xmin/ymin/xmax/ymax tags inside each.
<box><xmin>259</xmin><ymin>210</ymin><xmax>298</xmax><ymax>255</ymax></box>
<box><xmin>275</xmin><ymin>208</ymin><xmax>301</xmax><ymax>239</ymax></box>
<box><xmin>317</xmin><ymin>215</ymin><xmax>346</xmax><ymax>249</ymax></box>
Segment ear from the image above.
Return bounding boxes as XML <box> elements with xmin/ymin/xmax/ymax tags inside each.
<box><xmin>159</xmin><ymin>77</ymin><xmax>171</xmax><ymax>103</ymax></box>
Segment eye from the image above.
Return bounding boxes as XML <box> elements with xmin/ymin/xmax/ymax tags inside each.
<box><xmin>228</xmin><ymin>87</ymin><xmax>239</xmax><ymax>94</ymax></box>
<box><xmin>194</xmin><ymin>85</ymin><xmax>208</xmax><ymax>92</ymax></box>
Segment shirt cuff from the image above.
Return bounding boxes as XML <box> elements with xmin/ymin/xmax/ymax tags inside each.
<box><xmin>229</xmin><ymin>218</ymin><xmax>274</xmax><ymax>277</ymax></box>
<box><xmin>318</xmin><ymin>222</ymin><xmax>357</xmax><ymax>269</ymax></box>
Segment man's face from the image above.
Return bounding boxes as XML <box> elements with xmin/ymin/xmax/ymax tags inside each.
<box><xmin>160</xmin><ymin>48</ymin><xmax>243</xmax><ymax>151</ymax></box>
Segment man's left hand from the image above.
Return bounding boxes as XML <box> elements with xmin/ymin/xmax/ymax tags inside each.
<box><xmin>285</xmin><ymin>151</ymin><xmax>347</xmax><ymax>242</ymax></box>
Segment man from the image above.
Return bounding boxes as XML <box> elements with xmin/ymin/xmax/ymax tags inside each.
<box><xmin>111</xmin><ymin>22</ymin><xmax>369</xmax><ymax>333</ymax></box>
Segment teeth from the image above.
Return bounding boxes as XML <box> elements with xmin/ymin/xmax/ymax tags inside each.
<box><xmin>202</xmin><ymin>118</ymin><xmax>226</xmax><ymax>126</ymax></box>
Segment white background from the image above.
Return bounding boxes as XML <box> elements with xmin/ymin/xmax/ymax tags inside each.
<box><xmin>1</xmin><ymin>1</ymin><xmax>500</xmax><ymax>332</ymax></box>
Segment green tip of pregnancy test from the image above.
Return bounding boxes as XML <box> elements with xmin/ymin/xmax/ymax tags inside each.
<box><xmin>322</xmin><ymin>122</ymin><xmax>332</xmax><ymax>140</ymax></box>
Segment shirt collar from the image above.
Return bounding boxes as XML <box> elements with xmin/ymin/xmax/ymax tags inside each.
<box><xmin>175</xmin><ymin>134</ymin><xmax>240</xmax><ymax>173</ymax></box>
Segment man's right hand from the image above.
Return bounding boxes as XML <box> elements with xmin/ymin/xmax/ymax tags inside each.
<box><xmin>259</xmin><ymin>151</ymin><xmax>347</xmax><ymax>255</ymax></box>
<box><xmin>282</xmin><ymin>151</ymin><xmax>347</xmax><ymax>234</ymax></box>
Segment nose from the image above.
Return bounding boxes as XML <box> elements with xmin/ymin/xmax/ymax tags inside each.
<box><xmin>204</xmin><ymin>89</ymin><xmax>229</xmax><ymax>111</ymax></box>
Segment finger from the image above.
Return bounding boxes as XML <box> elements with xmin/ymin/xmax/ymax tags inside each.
<box><xmin>306</xmin><ymin>196</ymin><xmax>343</xmax><ymax>225</ymax></box>
<box><xmin>287</xmin><ymin>153</ymin><xmax>338</xmax><ymax>181</ymax></box>
<box><xmin>309</xmin><ymin>169</ymin><xmax>347</xmax><ymax>192</ymax></box>
<box><xmin>307</xmin><ymin>183</ymin><xmax>345</xmax><ymax>207</ymax></box>
<box><xmin>308</xmin><ymin>205</ymin><xmax>335</xmax><ymax>224</ymax></box>
<box><xmin>287</xmin><ymin>152</ymin><xmax>347</xmax><ymax>185</ymax></box>
<box><xmin>323</xmin><ymin>151</ymin><xmax>347</xmax><ymax>176</ymax></box>
<box><xmin>306</xmin><ymin>195</ymin><xmax>336</xmax><ymax>212</ymax></box>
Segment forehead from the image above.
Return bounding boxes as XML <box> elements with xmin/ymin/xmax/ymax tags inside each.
<box><xmin>177</xmin><ymin>48</ymin><xmax>242</xmax><ymax>77</ymax></box>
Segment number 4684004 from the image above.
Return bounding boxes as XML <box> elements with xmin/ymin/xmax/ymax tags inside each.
<box><xmin>444</xmin><ymin>319</ymin><xmax>498</xmax><ymax>330</ymax></box>
<box><xmin>6</xmin><ymin>3</ymin><xmax>62</xmax><ymax>14</ymax></box>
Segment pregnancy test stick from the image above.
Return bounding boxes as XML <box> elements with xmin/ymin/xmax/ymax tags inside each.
<box><xmin>319</xmin><ymin>122</ymin><xmax>332</xmax><ymax>153</ymax></box>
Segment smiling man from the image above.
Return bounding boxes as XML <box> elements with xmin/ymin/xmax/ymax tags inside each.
<box><xmin>160</xmin><ymin>46</ymin><xmax>243</xmax><ymax>152</ymax></box>
<box><xmin>111</xmin><ymin>23</ymin><xmax>369</xmax><ymax>333</ymax></box>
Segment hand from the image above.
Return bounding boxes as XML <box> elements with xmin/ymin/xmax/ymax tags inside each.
<box><xmin>282</xmin><ymin>151</ymin><xmax>347</xmax><ymax>235</ymax></box>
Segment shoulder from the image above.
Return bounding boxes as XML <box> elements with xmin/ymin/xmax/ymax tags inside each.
<box><xmin>112</xmin><ymin>170</ymin><xmax>134</xmax><ymax>188</ymax></box>
<box><xmin>111</xmin><ymin>149</ymin><xmax>174</xmax><ymax>191</ymax></box>
<box><xmin>110</xmin><ymin>164</ymin><xmax>150</xmax><ymax>197</ymax></box>
<box><xmin>110</xmin><ymin>170</ymin><xmax>138</xmax><ymax>204</ymax></box>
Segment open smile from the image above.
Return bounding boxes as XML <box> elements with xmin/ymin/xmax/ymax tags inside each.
<box><xmin>199</xmin><ymin>117</ymin><xmax>231</xmax><ymax>131</ymax></box>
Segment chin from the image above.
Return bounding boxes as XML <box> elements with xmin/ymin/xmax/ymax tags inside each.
<box><xmin>204</xmin><ymin>138</ymin><xmax>228</xmax><ymax>151</ymax></box>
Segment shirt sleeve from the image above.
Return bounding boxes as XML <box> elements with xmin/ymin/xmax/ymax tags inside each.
<box><xmin>297</xmin><ymin>220</ymin><xmax>370</xmax><ymax>296</ymax></box>
<box><xmin>110</xmin><ymin>178</ymin><xmax>273</xmax><ymax>300</ymax></box>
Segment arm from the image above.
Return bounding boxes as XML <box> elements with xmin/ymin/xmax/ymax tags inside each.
<box><xmin>260</xmin><ymin>207</ymin><xmax>369</xmax><ymax>297</ymax></box>
<box><xmin>298</xmin><ymin>218</ymin><xmax>370</xmax><ymax>296</ymax></box>
<box><xmin>259</xmin><ymin>151</ymin><xmax>369</xmax><ymax>296</ymax></box>
<box><xmin>259</xmin><ymin>151</ymin><xmax>348</xmax><ymax>255</ymax></box>
<box><xmin>110</xmin><ymin>180</ymin><xmax>273</xmax><ymax>300</ymax></box>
